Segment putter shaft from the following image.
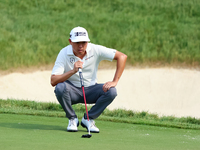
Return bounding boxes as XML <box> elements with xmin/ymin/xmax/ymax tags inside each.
<box><xmin>79</xmin><ymin>68</ymin><xmax>91</xmax><ymax>137</ymax></box>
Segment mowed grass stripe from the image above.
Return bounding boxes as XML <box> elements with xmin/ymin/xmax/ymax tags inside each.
<box><xmin>0</xmin><ymin>114</ymin><xmax>200</xmax><ymax>150</ymax></box>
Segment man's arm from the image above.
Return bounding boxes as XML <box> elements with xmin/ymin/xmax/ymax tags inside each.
<box><xmin>102</xmin><ymin>51</ymin><xmax>127</xmax><ymax>92</ymax></box>
<box><xmin>51</xmin><ymin>61</ymin><xmax>83</xmax><ymax>87</ymax></box>
<box><xmin>51</xmin><ymin>70</ymin><xmax>75</xmax><ymax>87</ymax></box>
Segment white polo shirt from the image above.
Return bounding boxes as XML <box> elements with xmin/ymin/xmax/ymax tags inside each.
<box><xmin>51</xmin><ymin>43</ymin><xmax>116</xmax><ymax>87</ymax></box>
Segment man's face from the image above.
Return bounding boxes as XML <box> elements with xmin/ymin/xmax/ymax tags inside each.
<box><xmin>69</xmin><ymin>39</ymin><xmax>88</xmax><ymax>58</ymax></box>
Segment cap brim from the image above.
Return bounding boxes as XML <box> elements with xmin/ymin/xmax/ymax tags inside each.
<box><xmin>71</xmin><ymin>38</ymin><xmax>90</xmax><ymax>42</ymax></box>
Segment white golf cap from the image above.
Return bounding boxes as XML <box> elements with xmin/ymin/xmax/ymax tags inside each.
<box><xmin>70</xmin><ymin>26</ymin><xmax>90</xmax><ymax>42</ymax></box>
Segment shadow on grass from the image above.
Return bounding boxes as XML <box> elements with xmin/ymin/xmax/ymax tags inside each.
<box><xmin>0</xmin><ymin>123</ymin><xmax>66</xmax><ymax>131</ymax></box>
<box><xmin>0</xmin><ymin>123</ymin><xmax>89</xmax><ymax>133</ymax></box>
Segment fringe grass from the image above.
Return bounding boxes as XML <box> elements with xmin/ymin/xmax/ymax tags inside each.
<box><xmin>1</xmin><ymin>99</ymin><xmax>200</xmax><ymax>130</ymax></box>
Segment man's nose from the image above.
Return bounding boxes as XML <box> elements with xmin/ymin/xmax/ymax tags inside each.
<box><xmin>78</xmin><ymin>43</ymin><xmax>83</xmax><ymax>47</ymax></box>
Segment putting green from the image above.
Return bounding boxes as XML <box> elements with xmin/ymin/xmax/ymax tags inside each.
<box><xmin>0</xmin><ymin>114</ymin><xmax>199</xmax><ymax>150</ymax></box>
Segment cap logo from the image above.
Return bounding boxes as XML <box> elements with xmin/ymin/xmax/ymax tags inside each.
<box><xmin>75</xmin><ymin>32</ymin><xmax>86</xmax><ymax>37</ymax></box>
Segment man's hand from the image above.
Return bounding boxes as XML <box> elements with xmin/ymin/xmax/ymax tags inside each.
<box><xmin>103</xmin><ymin>81</ymin><xmax>117</xmax><ymax>92</ymax></box>
<box><xmin>73</xmin><ymin>60</ymin><xmax>83</xmax><ymax>73</ymax></box>
<box><xmin>51</xmin><ymin>60</ymin><xmax>83</xmax><ymax>87</ymax></box>
<box><xmin>102</xmin><ymin>51</ymin><xmax>127</xmax><ymax>92</ymax></box>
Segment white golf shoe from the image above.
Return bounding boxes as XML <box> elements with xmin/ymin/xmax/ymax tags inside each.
<box><xmin>67</xmin><ymin>118</ymin><xmax>79</xmax><ymax>132</ymax></box>
<box><xmin>81</xmin><ymin>117</ymin><xmax>99</xmax><ymax>133</ymax></box>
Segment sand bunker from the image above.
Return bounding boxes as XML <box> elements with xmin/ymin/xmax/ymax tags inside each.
<box><xmin>0</xmin><ymin>68</ymin><xmax>199</xmax><ymax>118</ymax></box>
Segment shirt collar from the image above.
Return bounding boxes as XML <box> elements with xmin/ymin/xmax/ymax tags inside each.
<box><xmin>67</xmin><ymin>45</ymin><xmax>74</xmax><ymax>56</ymax></box>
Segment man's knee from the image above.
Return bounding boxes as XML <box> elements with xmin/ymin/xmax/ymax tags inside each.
<box><xmin>107</xmin><ymin>87</ymin><xmax>117</xmax><ymax>100</ymax></box>
<box><xmin>55</xmin><ymin>82</ymin><xmax>66</xmax><ymax>97</ymax></box>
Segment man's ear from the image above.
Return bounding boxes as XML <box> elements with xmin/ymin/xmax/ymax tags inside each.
<box><xmin>69</xmin><ymin>39</ymin><xmax>72</xmax><ymax>45</ymax></box>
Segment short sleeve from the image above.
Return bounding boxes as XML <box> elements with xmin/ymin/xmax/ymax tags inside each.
<box><xmin>95</xmin><ymin>45</ymin><xmax>116</xmax><ymax>62</ymax></box>
<box><xmin>51</xmin><ymin>50</ymin><xmax>65</xmax><ymax>75</ymax></box>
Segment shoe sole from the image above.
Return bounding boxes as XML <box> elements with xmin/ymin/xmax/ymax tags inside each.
<box><xmin>67</xmin><ymin>129</ymin><xmax>78</xmax><ymax>132</ymax></box>
<box><xmin>81</xmin><ymin>122</ymin><xmax>100</xmax><ymax>133</ymax></box>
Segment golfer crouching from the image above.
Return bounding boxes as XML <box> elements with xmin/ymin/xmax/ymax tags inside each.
<box><xmin>51</xmin><ymin>26</ymin><xmax>127</xmax><ymax>133</ymax></box>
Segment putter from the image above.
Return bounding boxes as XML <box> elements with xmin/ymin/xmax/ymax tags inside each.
<box><xmin>78</xmin><ymin>68</ymin><xmax>92</xmax><ymax>138</ymax></box>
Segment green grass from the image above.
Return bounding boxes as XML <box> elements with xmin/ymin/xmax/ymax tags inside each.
<box><xmin>1</xmin><ymin>99</ymin><xmax>200</xmax><ymax>130</ymax></box>
<box><xmin>0</xmin><ymin>0</ymin><xmax>200</xmax><ymax>70</ymax></box>
<box><xmin>0</xmin><ymin>113</ymin><xmax>200</xmax><ymax>150</ymax></box>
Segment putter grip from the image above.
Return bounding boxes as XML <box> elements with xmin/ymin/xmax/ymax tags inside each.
<box><xmin>78</xmin><ymin>68</ymin><xmax>84</xmax><ymax>87</ymax></box>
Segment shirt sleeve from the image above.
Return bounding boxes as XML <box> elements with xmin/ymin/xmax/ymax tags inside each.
<box><xmin>51</xmin><ymin>49</ymin><xmax>65</xmax><ymax>75</ymax></box>
<box><xmin>95</xmin><ymin>44</ymin><xmax>116</xmax><ymax>62</ymax></box>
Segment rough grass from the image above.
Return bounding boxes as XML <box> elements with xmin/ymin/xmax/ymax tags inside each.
<box><xmin>0</xmin><ymin>0</ymin><xmax>200</xmax><ymax>70</ymax></box>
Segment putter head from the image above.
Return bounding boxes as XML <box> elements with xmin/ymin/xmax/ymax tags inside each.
<box><xmin>81</xmin><ymin>134</ymin><xmax>92</xmax><ymax>138</ymax></box>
